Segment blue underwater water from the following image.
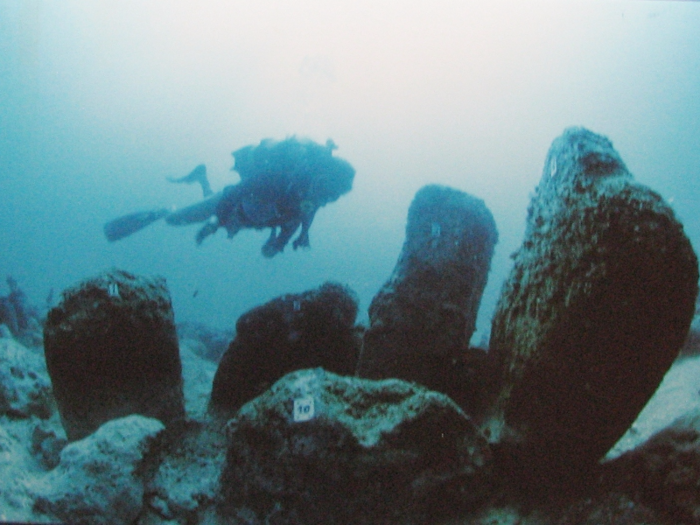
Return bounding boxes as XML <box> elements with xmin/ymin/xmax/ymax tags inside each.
<box><xmin>1</xmin><ymin>0</ymin><xmax>699</xmax><ymax>343</ymax></box>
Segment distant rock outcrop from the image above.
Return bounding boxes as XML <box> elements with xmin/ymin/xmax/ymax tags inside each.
<box><xmin>176</xmin><ymin>321</ymin><xmax>234</xmax><ymax>363</ymax></box>
<box><xmin>488</xmin><ymin>127</ymin><xmax>699</xmax><ymax>479</ymax></box>
<box><xmin>0</xmin><ymin>276</ymin><xmax>43</xmax><ymax>346</ymax></box>
<box><xmin>43</xmin><ymin>269</ymin><xmax>185</xmax><ymax>441</ymax></box>
<box><xmin>209</xmin><ymin>281</ymin><xmax>361</xmax><ymax>416</ymax></box>
<box><xmin>219</xmin><ymin>368</ymin><xmax>493</xmax><ymax>524</ymax></box>
<box><xmin>357</xmin><ymin>184</ymin><xmax>498</xmax><ymax>407</ymax></box>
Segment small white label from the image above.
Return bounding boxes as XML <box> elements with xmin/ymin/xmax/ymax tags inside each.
<box><xmin>108</xmin><ymin>283</ymin><xmax>120</xmax><ymax>298</ymax></box>
<box><xmin>293</xmin><ymin>397</ymin><xmax>315</xmax><ymax>422</ymax></box>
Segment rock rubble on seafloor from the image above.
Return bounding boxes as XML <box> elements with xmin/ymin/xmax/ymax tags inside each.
<box><xmin>486</xmin><ymin>127</ymin><xmax>699</xmax><ymax>482</ymax></box>
<box><xmin>43</xmin><ymin>268</ymin><xmax>185</xmax><ymax>441</ymax></box>
<box><xmin>31</xmin><ymin>415</ymin><xmax>165</xmax><ymax>525</ymax></box>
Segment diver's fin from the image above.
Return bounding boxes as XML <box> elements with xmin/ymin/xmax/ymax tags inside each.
<box><xmin>104</xmin><ymin>208</ymin><xmax>170</xmax><ymax>242</ymax></box>
<box><xmin>167</xmin><ymin>164</ymin><xmax>213</xmax><ymax>198</ymax></box>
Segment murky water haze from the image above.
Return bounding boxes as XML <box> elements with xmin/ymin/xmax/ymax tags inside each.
<box><xmin>2</xmin><ymin>1</ymin><xmax>699</xmax><ymax>341</ymax></box>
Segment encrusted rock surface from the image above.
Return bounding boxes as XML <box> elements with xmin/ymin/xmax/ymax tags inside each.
<box><xmin>43</xmin><ymin>269</ymin><xmax>185</xmax><ymax>441</ymax></box>
<box><xmin>219</xmin><ymin>367</ymin><xmax>493</xmax><ymax>524</ymax></box>
<box><xmin>604</xmin><ymin>408</ymin><xmax>700</xmax><ymax>524</ymax></box>
<box><xmin>209</xmin><ymin>281</ymin><xmax>361</xmax><ymax>416</ymax></box>
<box><xmin>0</xmin><ymin>337</ymin><xmax>53</xmax><ymax>419</ymax></box>
<box><xmin>32</xmin><ymin>415</ymin><xmax>164</xmax><ymax>525</ymax></box>
<box><xmin>555</xmin><ymin>493</ymin><xmax>669</xmax><ymax>525</ymax></box>
<box><xmin>142</xmin><ymin>420</ymin><xmax>227</xmax><ymax>523</ymax></box>
<box><xmin>0</xmin><ymin>423</ymin><xmax>40</xmax><ymax>522</ymax></box>
<box><xmin>357</xmin><ymin>184</ymin><xmax>498</xmax><ymax>403</ymax></box>
<box><xmin>488</xmin><ymin>127</ymin><xmax>699</xmax><ymax>477</ymax></box>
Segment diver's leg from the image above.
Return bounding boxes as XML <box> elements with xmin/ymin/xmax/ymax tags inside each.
<box><xmin>261</xmin><ymin>228</ymin><xmax>278</xmax><ymax>258</ymax></box>
<box><xmin>165</xmin><ymin>192</ymin><xmax>222</xmax><ymax>226</ymax></box>
<box><xmin>262</xmin><ymin>220</ymin><xmax>300</xmax><ymax>258</ymax></box>
<box><xmin>167</xmin><ymin>164</ymin><xmax>213</xmax><ymax>198</ymax></box>
<box><xmin>292</xmin><ymin>207</ymin><xmax>318</xmax><ymax>250</ymax></box>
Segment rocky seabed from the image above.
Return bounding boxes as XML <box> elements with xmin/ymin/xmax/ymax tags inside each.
<box><xmin>1</xmin><ymin>127</ymin><xmax>699</xmax><ymax>525</ymax></box>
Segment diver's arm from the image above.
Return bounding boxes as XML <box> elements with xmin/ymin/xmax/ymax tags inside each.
<box><xmin>165</xmin><ymin>192</ymin><xmax>222</xmax><ymax>226</ymax></box>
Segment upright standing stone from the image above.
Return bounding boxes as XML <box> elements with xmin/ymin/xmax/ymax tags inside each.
<box><xmin>209</xmin><ymin>281</ymin><xmax>360</xmax><ymax>416</ymax></box>
<box><xmin>357</xmin><ymin>184</ymin><xmax>498</xmax><ymax>396</ymax></box>
<box><xmin>488</xmin><ymin>128</ymin><xmax>698</xmax><ymax>477</ymax></box>
<box><xmin>44</xmin><ymin>269</ymin><xmax>185</xmax><ymax>441</ymax></box>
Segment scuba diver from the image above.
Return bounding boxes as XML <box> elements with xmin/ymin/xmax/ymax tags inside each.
<box><xmin>104</xmin><ymin>137</ymin><xmax>355</xmax><ymax>258</ymax></box>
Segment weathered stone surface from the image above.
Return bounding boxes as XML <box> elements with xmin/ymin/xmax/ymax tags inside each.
<box><xmin>488</xmin><ymin>127</ymin><xmax>699</xmax><ymax>475</ymax></box>
<box><xmin>31</xmin><ymin>421</ymin><xmax>67</xmax><ymax>470</ymax></box>
<box><xmin>209</xmin><ymin>281</ymin><xmax>360</xmax><ymax>416</ymax></box>
<box><xmin>357</xmin><ymin>184</ymin><xmax>498</xmax><ymax>400</ymax></box>
<box><xmin>142</xmin><ymin>420</ymin><xmax>227</xmax><ymax>523</ymax></box>
<box><xmin>680</xmin><ymin>305</ymin><xmax>700</xmax><ymax>357</ymax></box>
<box><xmin>556</xmin><ymin>493</ymin><xmax>668</xmax><ymax>525</ymax></box>
<box><xmin>219</xmin><ymin>368</ymin><xmax>492</xmax><ymax>524</ymax></box>
<box><xmin>0</xmin><ymin>424</ymin><xmax>39</xmax><ymax>522</ymax></box>
<box><xmin>43</xmin><ymin>269</ymin><xmax>185</xmax><ymax>441</ymax></box>
<box><xmin>32</xmin><ymin>415</ymin><xmax>164</xmax><ymax>525</ymax></box>
<box><xmin>606</xmin><ymin>409</ymin><xmax>700</xmax><ymax>524</ymax></box>
<box><xmin>0</xmin><ymin>338</ymin><xmax>53</xmax><ymax>419</ymax></box>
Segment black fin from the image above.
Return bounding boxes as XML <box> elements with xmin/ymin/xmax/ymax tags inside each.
<box><xmin>104</xmin><ymin>208</ymin><xmax>170</xmax><ymax>242</ymax></box>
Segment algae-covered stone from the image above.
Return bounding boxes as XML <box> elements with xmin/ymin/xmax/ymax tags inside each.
<box><xmin>358</xmin><ymin>184</ymin><xmax>498</xmax><ymax>398</ymax></box>
<box><xmin>488</xmin><ymin>127</ymin><xmax>699</xmax><ymax>476</ymax></box>
<box><xmin>219</xmin><ymin>368</ymin><xmax>492</xmax><ymax>524</ymax></box>
<box><xmin>44</xmin><ymin>269</ymin><xmax>185</xmax><ymax>441</ymax></box>
<box><xmin>209</xmin><ymin>281</ymin><xmax>360</xmax><ymax>416</ymax></box>
<box><xmin>32</xmin><ymin>415</ymin><xmax>164</xmax><ymax>525</ymax></box>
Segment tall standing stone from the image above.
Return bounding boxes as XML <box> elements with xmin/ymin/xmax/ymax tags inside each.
<box><xmin>488</xmin><ymin>127</ymin><xmax>698</xmax><ymax>477</ymax></box>
<box><xmin>44</xmin><ymin>269</ymin><xmax>185</xmax><ymax>441</ymax></box>
<box><xmin>357</xmin><ymin>184</ymin><xmax>498</xmax><ymax>397</ymax></box>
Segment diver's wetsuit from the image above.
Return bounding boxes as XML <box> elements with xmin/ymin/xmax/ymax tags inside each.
<box><xmin>196</xmin><ymin>169</ymin><xmax>319</xmax><ymax>257</ymax></box>
<box><xmin>161</xmin><ymin>137</ymin><xmax>354</xmax><ymax>257</ymax></box>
